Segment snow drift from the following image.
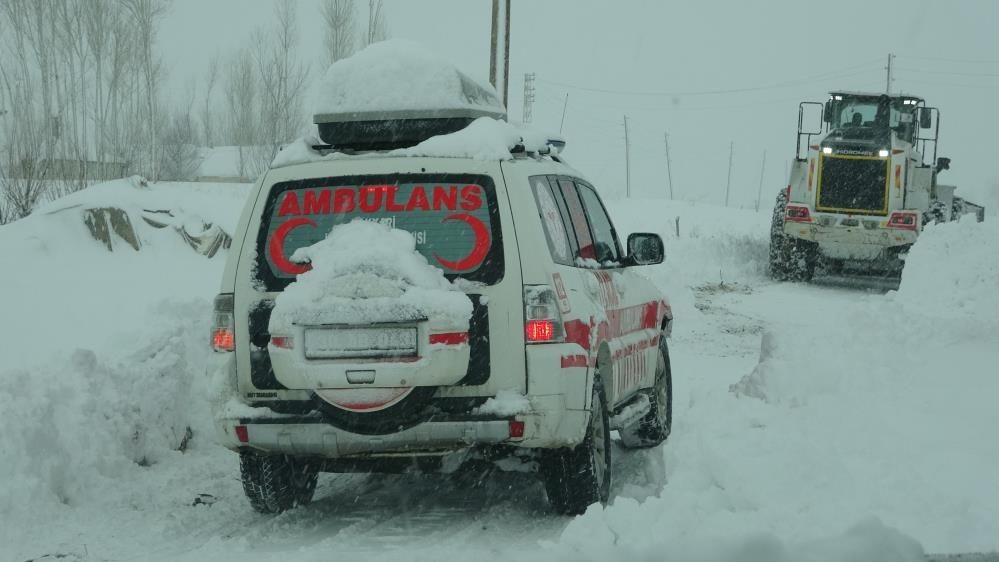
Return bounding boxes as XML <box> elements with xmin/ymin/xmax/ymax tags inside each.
<box><xmin>895</xmin><ymin>216</ymin><xmax>999</xmax><ymax>329</ymax></box>
<box><xmin>0</xmin><ymin>180</ymin><xmax>249</xmax><ymax>515</ymax></box>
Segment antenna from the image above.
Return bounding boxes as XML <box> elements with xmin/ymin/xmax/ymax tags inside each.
<box><xmin>623</xmin><ymin>115</ymin><xmax>631</xmax><ymax>198</ymax></box>
<box><xmin>559</xmin><ymin>93</ymin><xmax>569</xmax><ymax>133</ymax></box>
<box><xmin>522</xmin><ymin>73</ymin><xmax>535</xmax><ymax>124</ymax></box>
<box><xmin>664</xmin><ymin>131</ymin><xmax>674</xmax><ymax>200</ymax></box>
<box><xmin>725</xmin><ymin>141</ymin><xmax>734</xmax><ymax>207</ymax></box>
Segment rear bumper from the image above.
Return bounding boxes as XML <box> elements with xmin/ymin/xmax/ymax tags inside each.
<box><xmin>784</xmin><ymin>220</ymin><xmax>917</xmax><ymax>260</ymax></box>
<box><xmin>216</xmin><ymin>393</ymin><xmax>589</xmax><ymax>457</ymax></box>
<box><xmin>218</xmin><ymin>416</ymin><xmax>511</xmax><ymax>457</ymax></box>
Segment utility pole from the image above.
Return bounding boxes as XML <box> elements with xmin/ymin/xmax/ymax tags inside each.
<box><xmin>755</xmin><ymin>150</ymin><xmax>767</xmax><ymax>212</ymax></box>
<box><xmin>522</xmin><ymin>73</ymin><xmax>535</xmax><ymax>124</ymax></box>
<box><xmin>559</xmin><ymin>93</ymin><xmax>569</xmax><ymax>133</ymax></box>
<box><xmin>885</xmin><ymin>53</ymin><xmax>895</xmax><ymax>94</ymax></box>
<box><xmin>623</xmin><ymin>115</ymin><xmax>632</xmax><ymax>198</ymax></box>
<box><xmin>725</xmin><ymin>141</ymin><xmax>734</xmax><ymax>207</ymax></box>
<box><xmin>664</xmin><ymin>132</ymin><xmax>674</xmax><ymax>200</ymax></box>
<box><xmin>489</xmin><ymin>0</ymin><xmax>511</xmax><ymax>108</ymax></box>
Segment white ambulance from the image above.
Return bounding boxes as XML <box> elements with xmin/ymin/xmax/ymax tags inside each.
<box><xmin>211</xmin><ymin>105</ymin><xmax>675</xmax><ymax>516</ymax></box>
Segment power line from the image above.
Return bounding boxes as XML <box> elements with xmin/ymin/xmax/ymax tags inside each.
<box><xmin>896</xmin><ymin>54</ymin><xmax>999</xmax><ymax>65</ymax></box>
<box><xmin>535</xmin><ymin>59</ymin><xmax>884</xmax><ymax>98</ymax></box>
<box><xmin>896</xmin><ymin>67</ymin><xmax>999</xmax><ymax>78</ymax></box>
<box><xmin>894</xmin><ymin>77</ymin><xmax>998</xmax><ymax>90</ymax></box>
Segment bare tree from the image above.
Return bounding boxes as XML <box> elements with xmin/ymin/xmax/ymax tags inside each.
<box><xmin>223</xmin><ymin>48</ymin><xmax>262</xmax><ymax>178</ymax></box>
<box><xmin>320</xmin><ymin>0</ymin><xmax>356</xmax><ymax>67</ymax></box>
<box><xmin>121</xmin><ymin>0</ymin><xmax>169</xmax><ymax>180</ymax></box>
<box><xmin>159</xmin><ymin>111</ymin><xmax>200</xmax><ymax>181</ymax></box>
<box><xmin>255</xmin><ymin>0</ymin><xmax>310</xmax><ymax>158</ymax></box>
<box><xmin>201</xmin><ymin>54</ymin><xmax>220</xmax><ymax>147</ymax></box>
<box><xmin>366</xmin><ymin>0</ymin><xmax>389</xmax><ymax>46</ymax></box>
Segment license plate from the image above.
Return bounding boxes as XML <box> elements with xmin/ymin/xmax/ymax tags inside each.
<box><xmin>303</xmin><ymin>327</ymin><xmax>418</xmax><ymax>359</ymax></box>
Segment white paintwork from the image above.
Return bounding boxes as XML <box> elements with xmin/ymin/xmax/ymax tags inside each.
<box><xmin>216</xmin><ymin>151</ymin><xmax>671</xmax><ymax>457</ymax></box>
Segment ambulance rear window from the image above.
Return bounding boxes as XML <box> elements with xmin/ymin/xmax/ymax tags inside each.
<box><xmin>256</xmin><ymin>174</ymin><xmax>504</xmax><ymax>291</ymax></box>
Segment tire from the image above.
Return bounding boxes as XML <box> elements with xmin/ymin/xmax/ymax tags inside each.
<box><xmin>769</xmin><ymin>190</ymin><xmax>794</xmax><ymax>281</ymax></box>
<box><xmin>239</xmin><ymin>452</ymin><xmax>319</xmax><ymax>514</ymax></box>
<box><xmin>923</xmin><ymin>200</ymin><xmax>949</xmax><ymax>225</ymax></box>
<box><xmin>769</xmin><ymin>191</ymin><xmax>818</xmax><ymax>282</ymax></box>
<box><xmin>619</xmin><ymin>339</ymin><xmax>672</xmax><ymax>449</ymax></box>
<box><xmin>540</xmin><ymin>381</ymin><xmax>612</xmax><ymax>515</ymax></box>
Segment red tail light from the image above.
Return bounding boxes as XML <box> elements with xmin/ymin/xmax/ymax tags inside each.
<box><xmin>270</xmin><ymin>335</ymin><xmax>294</xmax><ymax>349</ymax></box>
<box><xmin>211</xmin><ymin>293</ymin><xmax>235</xmax><ymax>352</ymax></box>
<box><xmin>508</xmin><ymin>420</ymin><xmax>525</xmax><ymax>438</ymax></box>
<box><xmin>524</xmin><ymin>285</ymin><xmax>564</xmax><ymax>344</ymax></box>
<box><xmin>526</xmin><ymin>320</ymin><xmax>556</xmax><ymax>342</ymax></box>
<box><xmin>886</xmin><ymin>211</ymin><xmax>919</xmax><ymax>231</ymax></box>
<box><xmin>212</xmin><ymin>328</ymin><xmax>235</xmax><ymax>352</ymax></box>
<box><xmin>786</xmin><ymin>205</ymin><xmax>813</xmax><ymax>223</ymax></box>
<box><xmin>234</xmin><ymin>425</ymin><xmax>249</xmax><ymax>443</ymax></box>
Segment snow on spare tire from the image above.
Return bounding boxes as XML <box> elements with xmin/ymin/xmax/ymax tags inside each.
<box><xmin>268</xmin><ymin>219</ymin><xmax>473</xmax><ymax>433</ymax></box>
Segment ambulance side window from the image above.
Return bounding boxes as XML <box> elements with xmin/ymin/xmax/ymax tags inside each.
<box><xmin>557</xmin><ymin>178</ymin><xmax>597</xmax><ymax>263</ymax></box>
<box><xmin>575</xmin><ymin>182</ymin><xmax>621</xmax><ymax>265</ymax></box>
<box><xmin>530</xmin><ymin>175</ymin><xmax>576</xmax><ymax>266</ymax></box>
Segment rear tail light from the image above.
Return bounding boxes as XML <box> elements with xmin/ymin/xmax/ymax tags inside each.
<box><xmin>508</xmin><ymin>420</ymin><xmax>525</xmax><ymax>438</ymax></box>
<box><xmin>211</xmin><ymin>293</ymin><xmax>235</xmax><ymax>352</ymax></box>
<box><xmin>886</xmin><ymin>211</ymin><xmax>919</xmax><ymax>231</ymax></box>
<box><xmin>270</xmin><ymin>335</ymin><xmax>294</xmax><ymax>349</ymax></box>
<box><xmin>786</xmin><ymin>204</ymin><xmax>813</xmax><ymax>223</ymax></box>
<box><xmin>524</xmin><ymin>285</ymin><xmax>564</xmax><ymax>343</ymax></box>
<box><xmin>234</xmin><ymin>425</ymin><xmax>249</xmax><ymax>443</ymax></box>
<box><xmin>526</xmin><ymin>320</ymin><xmax>556</xmax><ymax>342</ymax></box>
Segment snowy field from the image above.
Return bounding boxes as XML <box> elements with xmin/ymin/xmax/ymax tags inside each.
<box><xmin>1</xmin><ymin>181</ymin><xmax>997</xmax><ymax>561</ymax></box>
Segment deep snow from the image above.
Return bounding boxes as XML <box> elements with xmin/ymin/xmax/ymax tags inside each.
<box><xmin>1</xmin><ymin>181</ymin><xmax>997</xmax><ymax>561</ymax></box>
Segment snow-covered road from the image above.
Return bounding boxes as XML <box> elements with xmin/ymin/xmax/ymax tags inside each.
<box><xmin>3</xmin><ymin>186</ymin><xmax>997</xmax><ymax>561</ymax></box>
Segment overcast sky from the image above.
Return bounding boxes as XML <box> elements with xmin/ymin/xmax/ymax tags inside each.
<box><xmin>161</xmin><ymin>0</ymin><xmax>999</xmax><ymax>208</ymax></box>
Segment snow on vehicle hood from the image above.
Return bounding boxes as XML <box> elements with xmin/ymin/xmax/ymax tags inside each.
<box><xmin>269</xmin><ymin>219</ymin><xmax>473</xmax><ymax>334</ymax></box>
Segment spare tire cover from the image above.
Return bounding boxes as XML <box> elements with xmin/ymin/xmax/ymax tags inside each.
<box><xmin>313</xmin><ymin>386</ymin><xmax>437</xmax><ymax>435</ymax></box>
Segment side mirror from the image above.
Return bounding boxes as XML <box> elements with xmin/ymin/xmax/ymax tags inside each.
<box><xmin>626</xmin><ymin>233</ymin><xmax>664</xmax><ymax>266</ymax></box>
<box><xmin>919</xmin><ymin>108</ymin><xmax>932</xmax><ymax>129</ymax></box>
<box><xmin>823</xmin><ymin>100</ymin><xmax>833</xmax><ymax>124</ymax></box>
<box><xmin>937</xmin><ymin>157</ymin><xmax>951</xmax><ymax>172</ymax></box>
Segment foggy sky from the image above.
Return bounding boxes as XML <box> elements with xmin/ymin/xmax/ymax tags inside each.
<box><xmin>160</xmin><ymin>0</ymin><xmax>999</xmax><ymax>208</ymax></box>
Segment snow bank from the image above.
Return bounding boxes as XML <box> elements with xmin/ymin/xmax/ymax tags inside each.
<box><xmin>0</xmin><ymin>299</ymin><xmax>216</xmax><ymax>512</ymax></box>
<box><xmin>603</xmin><ymin>197</ymin><xmax>772</xmax><ymax>320</ymax></box>
<box><xmin>0</xmin><ymin>181</ymin><xmax>247</xmax><ymax>513</ymax></box>
<box><xmin>895</xmin><ymin>217</ymin><xmax>999</xmax><ymax>328</ymax></box>
<box><xmin>270</xmin><ymin>219</ymin><xmax>472</xmax><ymax>333</ymax></box>
<box><xmin>314</xmin><ymin>40</ymin><xmax>503</xmax><ymax>117</ymax></box>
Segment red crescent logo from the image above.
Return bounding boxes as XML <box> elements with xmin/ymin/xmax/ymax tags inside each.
<box><xmin>269</xmin><ymin>218</ymin><xmax>316</xmax><ymax>275</ymax></box>
<box><xmin>434</xmin><ymin>213</ymin><xmax>490</xmax><ymax>272</ymax></box>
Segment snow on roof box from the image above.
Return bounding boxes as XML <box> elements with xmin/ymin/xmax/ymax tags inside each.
<box><xmin>313</xmin><ymin>40</ymin><xmax>506</xmax><ymax>150</ymax></box>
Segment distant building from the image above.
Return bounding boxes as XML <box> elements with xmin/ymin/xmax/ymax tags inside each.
<box><xmin>195</xmin><ymin>146</ymin><xmax>269</xmax><ymax>183</ymax></box>
<box><xmin>15</xmin><ymin>157</ymin><xmax>128</xmax><ymax>181</ymax></box>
